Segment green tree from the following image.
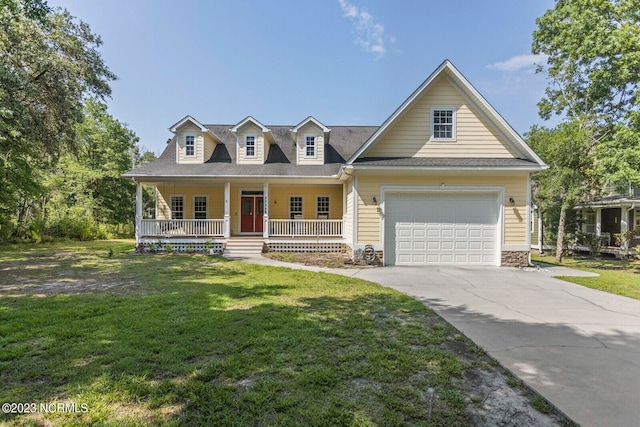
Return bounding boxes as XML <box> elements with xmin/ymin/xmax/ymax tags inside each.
<box><xmin>47</xmin><ymin>99</ymin><xmax>140</xmax><ymax>229</ymax></box>
<box><xmin>527</xmin><ymin>122</ymin><xmax>597</xmax><ymax>262</ymax></box>
<box><xmin>532</xmin><ymin>0</ymin><xmax>640</xmax><ymax>189</ymax></box>
<box><xmin>0</xmin><ymin>0</ymin><xmax>115</xmax><ymax>230</ymax></box>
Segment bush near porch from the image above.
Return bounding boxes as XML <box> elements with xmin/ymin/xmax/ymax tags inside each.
<box><xmin>0</xmin><ymin>241</ymin><xmax>570</xmax><ymax>426</ymax></box>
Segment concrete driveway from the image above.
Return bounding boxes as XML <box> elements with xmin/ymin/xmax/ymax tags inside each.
<box><xmin>348</xmin><ymin>265</ymin><xmax>640</xmax><ymax>427</ymax></box>
<box><xmin>245</xmin><ymin>256</ymin><xmax>640</xmax><ymax>426</ymax></box>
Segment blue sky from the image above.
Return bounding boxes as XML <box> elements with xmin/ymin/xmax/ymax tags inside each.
<box><xmin>49</xmin><ymin>0</ymin><xmax>557</xmax><ymax>155</ymax></box>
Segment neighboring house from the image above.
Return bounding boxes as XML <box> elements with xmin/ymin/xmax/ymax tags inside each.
<box><xmin>576</xmin><ymin>187</ymin><xmax>640</xmax><ymax>252</ymax></box>
<box><xmin>530</xmin><ymin>187</ymin><xmax>640</xmax><ymax>255</ymax></box>
<box><xmin>123</xmin><ymin>60</ymin><xmax>547</xmax><ymax>266</ymax></box>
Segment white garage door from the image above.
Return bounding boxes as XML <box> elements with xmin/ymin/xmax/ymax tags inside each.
<box><xmin>384</xmin><ymin>192</ymin><xmax>499</xmax><ymax>266</ymax></box>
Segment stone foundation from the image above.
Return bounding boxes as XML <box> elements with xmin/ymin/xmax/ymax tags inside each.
<box><xmin>501</xmin><ymin>251</ymin><xmax>529</xmax><ymax>267</ymax></box>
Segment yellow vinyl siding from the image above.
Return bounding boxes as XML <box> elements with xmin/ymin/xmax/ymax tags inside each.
<box><xmin>268</xmin><ymin>185</ymin><xmax>342</xmax><ymax>219</ymax></box>
<box><xmin>296</xmin><ymin>123</ymin><xmax>324</xmax><ymax>165</ymax></box>
<box><xmin>204</xmin><ymin>134</ymin><xmax>217</xmax><ymax>161</ymax></box>
<box><xmin>356</xmin><ymin>174</ymin><xmax>528</xmax><ymax>246</ymax></box>
<box><xmin>236</xmin><ymin>123</ymin><xmax>265</xmax><ymax>165</ymax></box>
<box><xmin>176</xmin><ymin>123</ymin><xmax>205</xmax><ymax>164</ymax></box>
<box><xmin>156</xmin><ymin>185</ymin><xmax>224</xmax><ymax>219</ymax></box>
<box><xmin>367</xmin><ymin>76</ymin><xmax>518</xmax><ymax>158</ymax></box>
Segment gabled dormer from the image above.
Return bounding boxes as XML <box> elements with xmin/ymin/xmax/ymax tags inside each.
<box><xmin>291</xmin><ymin>116</ymin><xmax>330</xmax><ymax>165</ymax></box>
<box><xmin>230</xmin><ymin>116</ymin><xmax>273</xmax><ymax>165</ymax></box>
<box><xmin>170</xmin><ymin>116</ymin><xmax>221</xmax><ymax>164</ymax></box>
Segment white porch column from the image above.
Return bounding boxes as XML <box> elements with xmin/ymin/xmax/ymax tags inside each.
<box><xmin>135</xmin><ymin>181</ymin><xmax>142</xmax><ymax>245</ymax></box>
<box><xmin>595</xmin><ymin>209</ymin><xmax>602</xmax><ymax>236</ymax></box>
<box><xmin>263</xmin><ymin>182</ymin><xmax>269</xmax><ymax>239</ymax></box>
<box><xmin>342</xmin><ymin>182</ymin><xmax>347</xmax><ymax>237</ymax></box>
<box><xmin>537</xmin><ymin>208</ymin><xmax>544</xmax><ymax>254</ymax></box>
<box><xmin>621</xmin><ymin>207</ymin><xmax>629</xmax><ymax>233</ymax></box>
<box><xmin>224</xmin><ymin>182</ymin><xmax>230</xmax><ymax>238</ymax></box>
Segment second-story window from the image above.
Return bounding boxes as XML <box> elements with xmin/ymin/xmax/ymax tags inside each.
<box><xmin>185</xmin><ymin>135</ymin><xmax>195</xmax><ymax>156</ymax></box>
<box><xmin>305</xmin><ymin>135</ymin><xmax>316</xmax><ymax>157</ymax></box>
<box><xmin>431</xmin><ymin>107</ymin><xmax>456</xmax><ymax>141</ymax></box>
<box><xmin>245</xmin><ymin>135</ymin><xmax>256</xmax><ymax>157</ymax></box>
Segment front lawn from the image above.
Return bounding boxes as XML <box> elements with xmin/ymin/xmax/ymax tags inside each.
<box><xmin>532</xmin><ymin>254</ymin><xmax>640</xmax><ymax>300</ymax></box>
<box><xmin>0</xmin><ymin>242</ymin><xmax>566</xmax><ymax>426</ymax></box>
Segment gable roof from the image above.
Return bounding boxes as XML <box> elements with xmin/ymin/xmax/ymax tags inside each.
<box><xmin>346</xmin><ymin>60</ymin><xmax>546</xmax><ymax>166</ymax></box>
<box><xmin>230</xmin><ymin>116</ymin><xmax>271</xmax><ymax>133</ymax></box>
<box><xmin>169</xmin><ymin>115</ymin><xmax>222</xmax><ymax>143</ymax></box>
<box><xmin>291</xmin><ymin>116</ymin><xmax>331</xmax><ymax>133</ymax></box>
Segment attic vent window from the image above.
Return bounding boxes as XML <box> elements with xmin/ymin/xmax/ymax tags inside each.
<box><xmin>185</xmin><ymin>135</ymin><xmax>195</xmax><ymax>156</ymax></box>
<box><xmin>431</xmin><ymin>107</ymin><xmax>456</xmax><ymax>141</ymax></box>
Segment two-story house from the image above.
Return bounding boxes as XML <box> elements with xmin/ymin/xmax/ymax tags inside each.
<box><xmin>123</xmin><ymin>60</ymin><xmax>547</xmax><ymax>266</ymax></box>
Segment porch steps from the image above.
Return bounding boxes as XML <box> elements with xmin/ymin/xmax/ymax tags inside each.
<box><xmin>224</xmin><ymin>237</ymin><xmax>265</xmax><ymax>256</ymax></box>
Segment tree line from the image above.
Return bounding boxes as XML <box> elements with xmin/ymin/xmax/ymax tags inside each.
<box><xmin>0</xmin><ymin>0</ymin><xmax>154</xmax><ymax>242</ymax></box>
<box><xmin>528</xmin><ymin>0</ymin><xmax>640</xmax><ymax>261</ymax></box>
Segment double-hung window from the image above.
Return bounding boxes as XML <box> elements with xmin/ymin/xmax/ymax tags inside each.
<box><xmin>290</xmin><ymin>196</ymin><xmax>303</xmax><ymax>219</ymax></box>
<box><xmin>305</xmin><ymin>135</ymin><xmax>316</xmax><ymax>158</ymax></box>
<box><xmin>194</xmin><ymin>196</ymin><xmax>207</xmax><ymax>219</ymax></box>
<box><xmin>185</xmin><ymin>135</ymin><xmax>195</xmax><ymax>157</ymax></box>
<box><xmin>431</xmin><ymin>107</ymin><xmax>456</xmax><ymax>141</ymax></box>
<box><xmin>317</xmin><ymin>196</ymin><xmax>329</xmax><ymax>219</ymax></box>
<box><xmin>170</xmin><ymin>196</ymin><xmax>184</xmax><ymax>220</ymax></box>
<box><xmin>245</xmin><ymin>135</ymin><xmax>256</xmax><ymax>157</ymax></box>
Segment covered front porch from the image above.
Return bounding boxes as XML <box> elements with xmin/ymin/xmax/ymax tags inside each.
<box><xmin>576</xmin><ymin>205</ymin><xmax>640</xmax><ymax>252</ymax></box>
<box><xmin>133</xmin><ymin>179</ymin><xmax>349</xmax><ymax>252</ymax></box>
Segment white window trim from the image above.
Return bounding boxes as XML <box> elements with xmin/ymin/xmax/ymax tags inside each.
<box><xmin>244</xmin><ymin>134</ymin><xmax>257</xmax><ymax>158</ymax></box>
<box><xmin>316</xmin><ymin>195</ymin><xmax>330</xmax><ymax>219</ymax></box>
<box><xmin>169</xmin><ymin>194</ymin><xmax>185</xmax><ymax>220</ymax></box>
<box><xmin>193</xmin><ymin>194</ymin><xmax>208</xmax><ymax>219</ymax></box>
<box><xmin>430</xmin><ymin>106</ymin><xmax>457</xmax><ymax>142</ymax></box>
<box><xmin>184</xmin><ymin>134</ymin><xmax>196</xmax><ymax>157</ymax></box>
<box><xmin>289</xmin><ymin>195</ymin><xmax>303</xmax><ymax>219</ymax></box>
<box><xmin>304</xmin><ymin>133</ymin><xmax>317</xmax><ymax>158</ymax></box>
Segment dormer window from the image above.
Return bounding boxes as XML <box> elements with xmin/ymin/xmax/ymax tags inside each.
<box><xmin>185</xmin><ymin>134</ymin><xmax>196</xmax><ymax>156</ymax></box>
<box><xmin>245</xmin><ymin>135</ymin><xmax>256</xmax><ymax>157</ymax></box>
<box><xmin>431</xmin><ymin>107</ymin><xmax>456</xmax><ymax>141</ymax></box>
<box><xmin>305</xmin><ymin>135</ymin><xmax>316</xmax><ymax>158</ymax></box>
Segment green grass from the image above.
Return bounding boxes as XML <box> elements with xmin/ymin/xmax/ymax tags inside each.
<box><xmin>532</xmin><ymin>254</ymin><xmax>640</xmax><ymax>300</ymax></box>
<box><xmin>0</xmin><ymin>241</ymin><xmax>481</xmax><ymax>426</ymax></box>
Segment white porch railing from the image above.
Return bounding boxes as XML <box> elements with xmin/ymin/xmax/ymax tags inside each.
<box><xmin>140</xmin><ymin>219</ymin><xmax>224</xmax><ymax>237</ymax></box>
<box><xmin>269</xmin><ymin>219</ymin><xmax>343</xmax><ymax>237</ymax></box>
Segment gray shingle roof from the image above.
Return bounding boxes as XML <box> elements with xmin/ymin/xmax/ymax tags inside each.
<box><xmin>124</xmin><ymin>125</ymin><xmax>378</xmax><ymax>178</ymax></box>
<box><xmin>123</xmin><ymin>125</ymin><xmax>543</xmax><ymax>179</ymax></box>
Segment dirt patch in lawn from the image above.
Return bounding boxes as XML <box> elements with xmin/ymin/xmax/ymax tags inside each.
<box><xmin>441</xmin><ymin>337</ymin><xmax>571</xmax><ymax>426</ymax></box>
<box><xmin>263</xmin><ymin>252</ymin><xmax>369</xmax><ymax>268</ymax></box>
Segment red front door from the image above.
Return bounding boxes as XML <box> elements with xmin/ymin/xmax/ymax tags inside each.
<box><xmin>240</xmin><ymin>196</ymin><xmax>264</xmax><ymax>233</ymax></box>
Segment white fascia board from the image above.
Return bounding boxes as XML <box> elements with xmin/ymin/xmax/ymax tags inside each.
<box><xmin>349</xmin><ymin>165</ymin><xmax>548</xmax><ymax>172</ymax></box>
<box><xmin>346</xmin><ymin>60</ymin><xmax>547</xmax><ymax>167</ymax></box>
<box><xmin>169</xmin><ymin>115</ymin><xmax>207</xmax><ymax>133</ymax></box>
<box><xmin>444</xmin><ymin>64</ymin><xmax>546</xmax><ymax>166</ymax></box>
<box><xmin>291</xmin><ymin>116</ymin><xmax>331</xmax><ymax>133</ymax></box>
<box><xmin>346</xmin><ymin>60</ymin><xmax>451</xmax><ymax>164</ymax></box>
<box><xmin>121</xmin><ymin>174</ymin><xmax>341</xmax><ymax>181</ymax></box>
<box><xmin>230</xmin><ymin>116</ymin><xmax>270</xmax><ymax>133</ymax></box>
<box><xmin>169</xmin><ymin>115</ymin><xmax>221</xmax><ymax>143</ymax></box>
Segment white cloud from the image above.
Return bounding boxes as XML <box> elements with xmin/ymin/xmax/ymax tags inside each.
<box><xmin>338</xmin><ymin>0</ymin><xmax>388</xmax><ymax>58</ymax></box>
<box><xmin>488</xmin><ymin>54</ymin><xmax>549</xmax><ymax>72</ymax></box>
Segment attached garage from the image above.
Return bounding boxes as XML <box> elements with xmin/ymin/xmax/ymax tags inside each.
<box><xmin>383</xmin><ymin>190</ymin><xmax>501</xmax><ymax>266</ymax></box>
